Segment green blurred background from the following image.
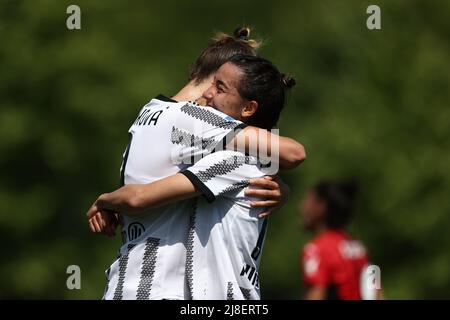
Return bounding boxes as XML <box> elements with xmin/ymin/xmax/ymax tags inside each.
<box><xmin>0</xmin><ymin>0</ymin><xmax>449</xmax><ymax>299</ymax></box>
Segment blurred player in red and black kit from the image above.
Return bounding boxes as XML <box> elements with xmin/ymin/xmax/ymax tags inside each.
<box><xmin>299</xmin><ymin>180</ymin><xmax>382</xmax><ymax>300</ymax></box>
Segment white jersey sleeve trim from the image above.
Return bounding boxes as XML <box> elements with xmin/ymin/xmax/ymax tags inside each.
<box><xmin>181</xmin><ymin>150</ymin><xmax>273</xmax><ymax>202</ymax></box>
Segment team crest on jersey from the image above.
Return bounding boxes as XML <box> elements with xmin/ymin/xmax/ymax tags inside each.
<box><xmin>122</xmin><ymin>222</ymin><xmax>145</xmax><ymax>243</ymax></box>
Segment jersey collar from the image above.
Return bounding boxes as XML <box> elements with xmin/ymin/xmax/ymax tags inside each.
<box><xmin>155</xmin><ymin>94</ymin><xmax>177</xmax><ymax>103</ymax></box>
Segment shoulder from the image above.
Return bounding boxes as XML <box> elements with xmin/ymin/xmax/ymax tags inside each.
<box><xmin>303</xmin><ymin>231</ymin><xmax>341</xmax><ymax>255</ymax></box>
<box><xmin>177</xmin><ymin>102</ymin><xmax>244</xmax><ymax>127</ymax></box>
<box><xmin>190</xmin><ymin>151</ymin><xmax>266</xmax><ymax>186</ymax></box>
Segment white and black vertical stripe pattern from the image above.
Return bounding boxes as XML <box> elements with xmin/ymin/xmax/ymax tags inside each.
<box><xmin>136</xmin><ymin>237</ymin><xmax>160</xmax><ymax>300</ymax></box>
<box><xmin>171</xmin><ymin>127</ymin><xmax>217</xmax><ymax>151</ymax></box>
<box><xmin>251</xmin><ymin>218</ymin><xmax>268</xmax><ymax>261</ymax></box>
<box><xmin>119</xmin><ymin>133</ymin><xmax>133</xmax><ymax>186</ymax></box>
<box><xmin>227</xmin><ymin>282</ymin><xmax>234</xmax><ymax>300</ymax></box>
<box><xmin>113</xmin><ymin>244</ymin><xmax>136</xmax><ymax>300</ymax></box>
<box><xmin>239</xmin><ymin>287</ymin><xmax>252</xmax><ymax>300</ymax></box>
<box><xmin>185</xmin><ymin>199</ymin><xmax>197</xmax><ymax>299</ymax></box>
<box><xmin>195</xmin><ymin>155</ymin><xmax>249</xmax><ymax>183</ymax></box>
<box><xmin>217</xmin><ymin>180</ymin><xmax>250</xmax><ymax>196</ymax></box>
<box><xmin>102</xmin><ymin>268</ymin><xmax>111</xmax><ymax>300</ymax></box>
<box><xmin>180</xmin><ymin>104</ymin><xmax>240</xmax><ymax>129</ymax></box>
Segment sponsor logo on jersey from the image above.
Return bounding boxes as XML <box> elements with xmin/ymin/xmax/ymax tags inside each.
<box><xmin>339</xmin><ymin>240</ymin><xmax>367</xmax><ymax>259</ymax></box>
<box><xmin>240</xmin><ymin>263</ymin><xmax>260</xmax><ymax>289</ymax></box>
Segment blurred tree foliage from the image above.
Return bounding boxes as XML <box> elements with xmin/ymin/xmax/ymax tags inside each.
<box><xmin>0</xmin><ymin>0</ymin><xmax>448</xmax><ymax>299</ymax></box>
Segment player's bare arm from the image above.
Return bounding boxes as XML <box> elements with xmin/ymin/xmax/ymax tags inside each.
<box><xmin>304</xmin><ymin>286</ymin><xmax>327</xmax><ymax>300</ymax></box>
<box><xmin>230</xmin><ymin>126</ymin><xmax>306</xmax><ymax>169</ymax></box>
<box><xmin>87</xmin><ymin>174</ymin><xmax>197</xmax><ymax>235</ymax></box>
<box><xmin>88</xmin><ymin>173</ymin><xmax>286</xmax><ymax>217</ymax></box>
<box><xmin>87</xmin><ymin>173</ymin><xmax>288</xmax><ymax>233</ymax></box>
<box><xmin>88</xmin><ymin>173</ymin><xmax>199</xmax><ymax>218</ymax></box>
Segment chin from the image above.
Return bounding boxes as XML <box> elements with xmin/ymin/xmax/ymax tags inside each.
<box><xmin>203</xmin><ymin>101</ymin><xmax>216</xmax><ymax>109</ymax></box>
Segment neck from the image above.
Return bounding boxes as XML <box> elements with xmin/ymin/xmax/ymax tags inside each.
<box><xmin>314</xmin><ymin>223</ymin><xmax>328</xmax><ymax>235</ymax></box>
<box><xmin>171</xmin><ymin>77</ymin><xmax>213</xmax><ymax>102</ymax></box>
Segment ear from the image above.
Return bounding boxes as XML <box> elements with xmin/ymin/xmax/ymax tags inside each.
<box><xmin>316</xmin><ymin>199</ymin><xmax>328</xmax><ymax>220</ymax></box>
<box><xmin>241</xmin><ymin>100</ymin><xmax>258</xmax><ymax>118</ymax></box>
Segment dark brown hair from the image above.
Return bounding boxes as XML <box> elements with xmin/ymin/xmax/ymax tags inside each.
<box><xmin>313</xmin><ymin>180</ymin><xmax>359</xmax><ymax>229</ymax></box>
<box><xmin>227</xmin><ymin>54</ymin><xmax>296</xmax><ymax>130</ymax></box>
<box><xmin>189</xmin><ymin>27</ymin><xmax>261</xmax><ymax>84</ymax></box>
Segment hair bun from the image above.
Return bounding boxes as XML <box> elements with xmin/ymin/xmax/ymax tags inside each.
<box><xmin>233</xmin><ymin>26</ymin><xmax>251</xmax><ymax>40</ymax></box>
<box><xmin>281</xmin><ymin>74</ymin><xmax>296</xmax><ymax>89</ymax></box>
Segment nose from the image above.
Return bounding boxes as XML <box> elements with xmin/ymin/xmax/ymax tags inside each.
<box><xmin>202</xmin><ymin>85</ymin><xmax>215</xmax><ymax>100</ymax></box>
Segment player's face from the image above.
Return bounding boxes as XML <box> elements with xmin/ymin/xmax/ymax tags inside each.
<box><xmin>299</xmin><ymin>190</ymin><xmax>326</xmax><ymax>231</ymax></box>
<box><xmin>202</xmin><ymin>62</ymin><xmax>249</xmax><ymax>121</ymax></box>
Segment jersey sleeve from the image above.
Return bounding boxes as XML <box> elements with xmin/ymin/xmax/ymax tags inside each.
<box><xmin>170</xmin><ymin>102</ymin><xmax>246</xmax><ymax>165</ymax></box>
<box><xmin>302</xmin><ymin>243</ymin><xmax>330</xmax><ymax>288</ymax></box>
<box><xmin>180</xmin><ymin>150</ymin><xmax>270</xmax><ymax>202</ymax></box>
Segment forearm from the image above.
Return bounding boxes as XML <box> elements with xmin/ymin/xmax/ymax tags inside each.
<box><xmin>278</xmin><ymin>135</ymin><xmax>306</xmax><ymax>169</ymax></box>
<box><xmin>96</xmin><ymin>186</ymin><xmax>144</xmax><ymax>214</ymax></box>
<box><xmin>96</xmin><ymin>174</ymin><xmax>200</xmax><ymax>215</ymax></box>
<box><xmin>229</xmin><ymin>126</ymin><xmax>306</xmax><ymax>169</ymax></box>
<box><xmin>304</xmin><ymin>286</ymin><xmax>326</xmax><ymax>300</ymax></box>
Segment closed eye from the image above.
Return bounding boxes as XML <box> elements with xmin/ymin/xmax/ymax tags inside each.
<box><xmin>215</xmin><ymin>79</ymin><xmax>228</xmax><ymax>93</ymax></box>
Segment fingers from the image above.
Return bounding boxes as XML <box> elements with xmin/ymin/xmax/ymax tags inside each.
<box><xmin>115</xmin><ymin>213</ymin><xmax>124</xmax><ymax>226</ymax></box>
<box><xmin>257</xmin><ymin>206</ymin><xmax>278</xmax><ymax>219</ymax></box>
<box><xmin>102</xmin><ymin>211</ymin><xmax>119</xmax><ymax>237</ymax></box>
<box><xmin>91</xmin><ymin>215</ymin><xmax>102</xmax><ymax>233</ymax></box>
<box><xmin>258</xmin><ymin>210</ymin><xmax>273</xmax><ymax>219</ymax></box>
<box><xmin>89</xmin><ymin>219</ymin><xmax>96</xmax><ymax>233</ymax></box>
<box><xmin>86</xmin><ymin>203</ymin><xmax>98</xmax><ymax>219</ymax></box>
<box><xmin>257</xmin><ymin>204</ymin><xmax>282</xmax><ymax>218</ymax></box>
<box><xmin>248</xmin><ymin>177</ymin><xmax>279</xmax><ymax>190</ymax></box>
<box><xmin>245</xmin><ymin>188</ymin><xmax>281</xmax><ymax>199</ymax></box>
<box><xmin>250</xmin><ymin>200</ymin><xmax>278</xmax><ymax>208</ymax></box>
<box><xmin>87</xmin><ymin>208</ymin><xmax>120</xmax><ymax>238</ymax></box>
<box><xmin>247</xmin><ymin>175</ymin><xmax>287</xmax><ymax>219</ymax></box>
<box><xmin>104</xmin><ymin>212</ymin><xmax>118</xmax><ymax>237</ymax></box>
<box><xmin>89</xmin><ymin>211</ymin><xmax>106</xmax><ymax>233</ymax></box>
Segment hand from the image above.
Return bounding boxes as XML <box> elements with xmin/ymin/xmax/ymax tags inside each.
<box><xmin>87</xmin><ymin>202</ymin><xmax>120</xmax><ymax>237</ymax></box>
<box><xmin>194</xmin><ymin>97</ymin><xmax>208</xmax><ymax>106</ymax></box>
<box><xmin>244</xmin><ymin>175</ymin><xmax>290</xmax><ymax>219</ymax></box>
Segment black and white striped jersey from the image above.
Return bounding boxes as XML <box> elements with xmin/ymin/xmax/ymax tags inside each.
<box><xmin>181</xmin><ymin>150</ymin><xmax>274</xmax><ymax>300</ymax></box>
<box><xmin>103</xmin><ymin>95</ymin><xmax>245</xmax><ymax>300</ymax></box>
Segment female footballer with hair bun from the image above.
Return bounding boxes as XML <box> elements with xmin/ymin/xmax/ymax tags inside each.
<box><xmin>87</xmin><ymin>27</ymin><xmax>306</xmax><ymax>300</ymax></box>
